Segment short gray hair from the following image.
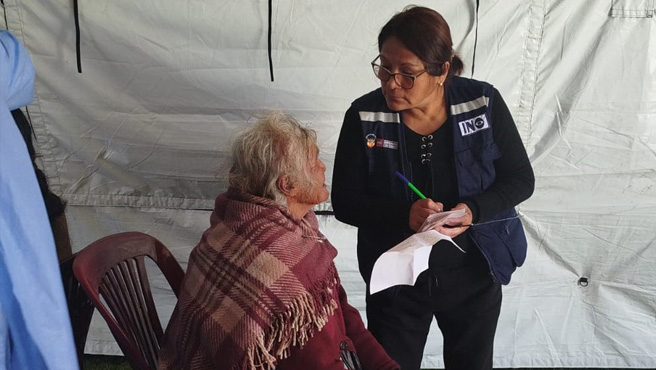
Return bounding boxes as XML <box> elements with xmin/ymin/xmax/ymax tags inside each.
<box><xmin>229</xmin><ymin>111</ymin><xmax>317</xmax><ymax>205</ymax></box>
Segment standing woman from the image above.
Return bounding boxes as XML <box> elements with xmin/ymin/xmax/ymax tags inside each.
<box><xmin>331</xmin><ymin>6</ymin><xmax>535</xmax><ymax>370</ymax></box>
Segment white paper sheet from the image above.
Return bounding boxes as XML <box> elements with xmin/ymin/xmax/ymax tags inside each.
<box><xmin>369</xmin><ymin>210</ymin><xmax>467</xmax><ymax>294</ymax></box>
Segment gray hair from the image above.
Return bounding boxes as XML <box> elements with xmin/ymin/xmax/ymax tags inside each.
<box><xmin>229</xmin><ymin>111</ymin><xmax>317</xmax><ymax>205</ymax></box>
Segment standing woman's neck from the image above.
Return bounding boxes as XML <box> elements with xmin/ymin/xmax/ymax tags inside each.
<box><xmin>402</xmin><ymin>86</ymin><xmax>448</xmax><ymax>135</ymax></box>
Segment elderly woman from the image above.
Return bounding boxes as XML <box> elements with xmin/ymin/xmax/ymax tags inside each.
<box><xmin>332</xmin><ymin>5</ymin><xmax>535</xmax><ymax>370</ymax></box>
<box><xmin>158</xmin><ymin>112</ymin><xmax>398</xmax><ymax>370</ymax></box>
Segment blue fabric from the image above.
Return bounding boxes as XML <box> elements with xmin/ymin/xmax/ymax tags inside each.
<box><xmin>0</xmin><ymin>30</ymin><xmax>78</xmax><ymax>370</ymax></box>
<box><xmin>0</xmin><ymin>32</ymin><xmax>34</xmax><ymax>111</ymax></box>
<box><xmin>444</xmin><ymin>76</ymin><xmax>498</xmax><ymax>198</ymax></box>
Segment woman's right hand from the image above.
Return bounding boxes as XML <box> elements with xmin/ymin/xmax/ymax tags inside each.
<box><xmin>409</xmin><ymin>198</ymin><xmax>443</xmax><ymax>231</ymax></box>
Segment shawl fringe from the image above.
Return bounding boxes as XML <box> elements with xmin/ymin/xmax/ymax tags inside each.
<box><xmin>240</xmin><ymin>266</ymin><xmax>339</xmax><ymax>370</ymax></box>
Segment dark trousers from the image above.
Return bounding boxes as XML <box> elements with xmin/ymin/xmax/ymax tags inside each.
<box><xmin>366</xmin><ymin>255</ymin><xmax>502</xmax><ymax>370</ymax></box>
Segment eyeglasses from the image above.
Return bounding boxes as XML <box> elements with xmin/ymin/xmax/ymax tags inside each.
<box><xmin>371</xmin><ymin>55</ymin><xmax>428</xmax><ymax>89</ymax></box>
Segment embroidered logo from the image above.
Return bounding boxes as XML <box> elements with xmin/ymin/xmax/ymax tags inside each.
<box><xmin>375</xmin><ymin>138</ymin><xmax>398</xmax><ymax>149</ymax></box>
<box><xmin>365</xmin><ymin>133</ymin><xmax>398</xmax><ymax>149</ymax></box>
<box><xmin>458</xmin><ymin>114</ymin><xmax>489</xmax><ymax>136</ymax></box>
<box><xmin>366</xmin><ymin>134</ymin><xmax>376</xmax><ymax>148</ymax></box>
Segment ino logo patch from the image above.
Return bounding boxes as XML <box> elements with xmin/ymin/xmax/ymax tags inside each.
<box><xmin>458</xmin><ymin>114</ymin><xmax>489</xmax><ymax>136</ymax></box>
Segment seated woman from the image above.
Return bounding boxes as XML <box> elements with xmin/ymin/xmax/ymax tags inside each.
<box><xmin>158</xmin><ymin>112</ymin><xmax>398</xmax><ymax>370</ymax></box>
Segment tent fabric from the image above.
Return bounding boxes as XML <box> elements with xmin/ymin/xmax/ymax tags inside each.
<box><xmin>2</xmin><ymin>0</ymin><xmax>655</xmax><ymax>368</ymax></box>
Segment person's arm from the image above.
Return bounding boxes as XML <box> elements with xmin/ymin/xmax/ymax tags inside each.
<box><xmin>331</xmin><ymin>107</ymin><xmax>411</xmax><ymax>230</ymax></box>
<box><xmin>338</xmin><ymin>285</ymin><xmax>400</xmax><ymax>370</ymax></box>
<box><xmin>1</xmin><ymin>31</ymin><xmax>35</xmax><ymax>110</ymax></box>
<box><xmin>463</xmin><ymin>89</ymin><xmax>535</xmax><ymax>223</ymax></box>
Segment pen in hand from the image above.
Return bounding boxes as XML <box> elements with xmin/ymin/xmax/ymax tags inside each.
<box><xmin>395</xmin><ymin>171</ymin><xmax>427</xmax><ymax>200</ymax></box>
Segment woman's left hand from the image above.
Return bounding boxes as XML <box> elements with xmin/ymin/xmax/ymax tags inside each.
<box><xmin>435</xmin><ymin>203</ymin><xmax>473</xmax><ymax>238</ymax></box>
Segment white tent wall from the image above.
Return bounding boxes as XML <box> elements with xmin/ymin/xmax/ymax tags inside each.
<box><xmin>2</xmin><ymin>0</ymin><xmax>655</xmax><ymax>367</ymax></box>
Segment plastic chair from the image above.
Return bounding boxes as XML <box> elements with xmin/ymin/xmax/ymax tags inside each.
<box><xmin>72</xmin><ymin>231</ymin><xmax>185</xmax><ymax>370</ymax></box>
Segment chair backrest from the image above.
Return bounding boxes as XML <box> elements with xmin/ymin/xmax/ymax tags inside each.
<box><xmin>72</xmin><ymin>231</ymin><xmax>185</xmax><ymax>370</ymax></box>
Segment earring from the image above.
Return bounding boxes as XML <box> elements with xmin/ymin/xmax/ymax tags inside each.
<box><xmin>438</xmin><ymin>80</ymin><xmax>444</xmax><ymax>87</ymax></box>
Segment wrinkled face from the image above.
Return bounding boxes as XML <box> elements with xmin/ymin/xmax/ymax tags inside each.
<box><xmin>292</xmin><ymin>144</ymin><xmax>329</xmax><ymax>207</ymax></box>
<box><xmin>378</xmin><ymin>36</ymin><xmax>443</xmax><ymax>112</ymax></box>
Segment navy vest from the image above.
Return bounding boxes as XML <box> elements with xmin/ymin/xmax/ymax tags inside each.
<box><xmin>350</xmin><ymin>76</ymin><xmax>527</xmax><ymax>284</ymax></box>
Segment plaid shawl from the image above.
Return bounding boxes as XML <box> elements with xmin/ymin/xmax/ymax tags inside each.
<box><xmin>159</xmin><ymin>187</ymin><xmax>339</xmax><ymax>370</ymax></box>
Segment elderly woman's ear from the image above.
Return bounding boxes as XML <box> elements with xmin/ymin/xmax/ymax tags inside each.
<box><xmin>277</xmin><ymin>175</ymin><xmax>295</xmax><ymax>196</ymax></box>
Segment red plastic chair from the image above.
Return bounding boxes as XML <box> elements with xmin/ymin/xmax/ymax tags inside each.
<box><xmin>72</xmin><ymin>232</ymin><xmax>185</xmax><ymax>370</ymax></box>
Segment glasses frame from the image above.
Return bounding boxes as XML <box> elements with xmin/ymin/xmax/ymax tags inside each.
<box><xmin>370</xmin><ymin>55</ymin><xmax>428</xmax><ymax>89</ymax></box>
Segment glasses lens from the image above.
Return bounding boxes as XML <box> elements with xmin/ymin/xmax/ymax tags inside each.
<box><xmin>373</xmin><ymin>64</ymin><xmax>390</xmax><ymax>82</ymax></box>
<box><xmin>397</xmin><ymin>74</ymin><xmax>414</xmax><ymax>89</ymax></box>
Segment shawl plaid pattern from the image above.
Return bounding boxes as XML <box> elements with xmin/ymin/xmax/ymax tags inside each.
<box><xmin>158</xmin><ymin>188</ymin><xmax>339</xmax><ymax>370</ymax></box>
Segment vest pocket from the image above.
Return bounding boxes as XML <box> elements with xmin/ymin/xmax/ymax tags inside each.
<box><xmin>469</xmin><ymin>208</ymin><xmax>528</xmax><ymax>284</ymax></box>
<box><xmin>487</xmin><ymin>209</ymin><xmax>527</xmax><ymax>267</ymax></box>
<box><xmin>454</xmin><ymin>144</ymin><xmax>501</xmax><ymax>196</ymax></box>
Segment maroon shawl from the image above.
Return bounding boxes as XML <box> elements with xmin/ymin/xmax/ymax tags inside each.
<box><xmin>159</xmin><ymin>187</ymin><xmax>339</xmax><ymax>370</ymax></box>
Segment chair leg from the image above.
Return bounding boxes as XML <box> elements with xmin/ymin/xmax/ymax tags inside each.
<box><xmin>60</xmin><ymin>254</ymin><xmax>95</xmax><ymax>369</ymax></box>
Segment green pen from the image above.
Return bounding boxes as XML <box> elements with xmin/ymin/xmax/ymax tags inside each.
<box><xmin>395</xmin><ymin>171</ymin><xmax>427</xmax><ymax>199</ymax></box>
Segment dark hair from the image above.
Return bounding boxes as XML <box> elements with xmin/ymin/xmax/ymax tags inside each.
<box><xmin>378</xmin><ymin>5</ymin><xmax>464</xmax><ymax>77</ymax></box>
